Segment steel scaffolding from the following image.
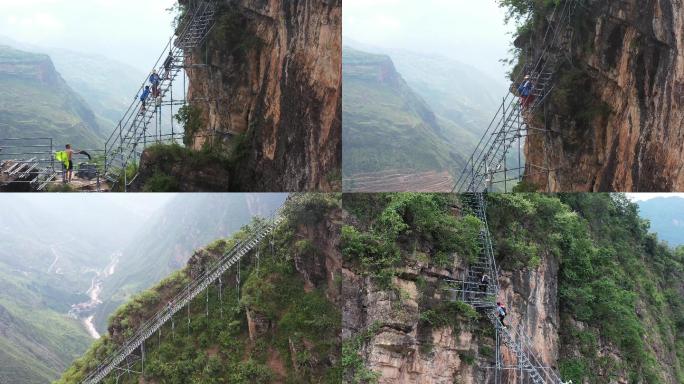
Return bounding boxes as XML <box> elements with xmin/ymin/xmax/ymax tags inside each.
<box><xmin>79</xmin><ymin>196</ymin><xmax>294</xmax><ymax>384</ymax></box>
<box><xmin>453</xmin><ymin>0</ymin><xmax>580</xmax><ymax>193</ymax></box>
<box><xmin>103</xmin><ymin>0</ymin><xmax>217</xmax><ymax>191</ymax></box>
<box><xmin>445</xmin><ymin>194</ymin><xmax>568</xmax><ymax>384</ymax></box>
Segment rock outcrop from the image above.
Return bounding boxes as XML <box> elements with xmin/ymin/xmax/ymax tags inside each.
<box><xmin>183</xmin><ymin>0</ymin><xmax>341</xmax><ymax>191</ymax></box>
<box><xmin>523</xmin><ymin>0</ymin><xmax>684</xmax><ymax>191</ymax></box>
<box><xmin>341</xmin><ymin>198</ymin><xmax>561</xmax><ymax>384</ymax></box>
<box><xmin>343</xmin><ymin>251</ymin><xmax>560</xmax><ymax>383</ymax></box>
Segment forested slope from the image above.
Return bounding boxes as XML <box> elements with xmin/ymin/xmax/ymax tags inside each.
<box><xmin>58</xmin><ymin>194</ymin><xmax>343</xmax><ymax>384</ymax></box>
<box><xmin>341</xmin><ymin>193</ymin><xmax>684</xmax><ymax>383</ymax></box>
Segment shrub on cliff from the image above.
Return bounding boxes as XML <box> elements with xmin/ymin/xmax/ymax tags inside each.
<box><xmin>342</xmin><ymin>193</ymin><xmax>483</xmax><ymax>287</ymax></box>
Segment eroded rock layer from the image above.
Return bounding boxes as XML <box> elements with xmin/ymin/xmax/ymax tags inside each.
<box><xmin>184</xmin><ymin>0</ymin><xmax>341</xmax><ymax>191</ymax></box>
<box><xmin>524</xmin><ymin>0</ymin><xmax>684</xmax><ymax>191</ymax></box>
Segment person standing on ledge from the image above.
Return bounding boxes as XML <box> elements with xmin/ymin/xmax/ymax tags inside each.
<box><xmin>56</xmin><ymin>144</ymin><xmax>76</xmax><ymax>183</ymax></box>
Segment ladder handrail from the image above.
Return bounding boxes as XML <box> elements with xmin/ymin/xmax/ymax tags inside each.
<box><xmin>103</xmin><ymin>1</ymin><xmax>217</xmax><ymax>184</ymax></box>
<box><xmin>80</xmin><ymin>198</ymin><xmax>291</xmax><ymax>384</ymax></box>
<box><xmin>451</xmin><ymin>193</ymin><xmax>564</xmax><ymax>384</ymax></box>
<box><xmin>454</xmin><ymin>0</ymin><xmax>579</xmax><ymax>193</ymax></box>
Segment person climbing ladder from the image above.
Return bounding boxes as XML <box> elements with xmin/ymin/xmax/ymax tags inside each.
<box><xmin>150</xmin><ymin>70</ymin><xmax>161</xmax><ymax>98</ymax></box>
<box><xmin>518</xmin><ymin>75</ymin><xmax>535</xmax><ymax>110</ymax></box>
<box><xmin>496</xmin><ymin>302</ymin><xmax>507</xmax><ymax>327</ymax></box>
<box><xmin>140</xmin><ymin>86</ymin><xmax>151</xmax><ymax>113</ymax></box>
<box><xmin>163</xmin><ymin>53</ymin><xmax>174</xmax><ymax>80</ymax></box>
<box><xmin>480</xmin><ymin>273</ymin><xmax>489</xmax><ymax>292</ymax></box>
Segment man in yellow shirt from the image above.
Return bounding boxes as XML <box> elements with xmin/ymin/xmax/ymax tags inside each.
<box><xmin>55</xmin><ymin>144</ymin><xmax>75</xmax><ymax>183</ymax></box>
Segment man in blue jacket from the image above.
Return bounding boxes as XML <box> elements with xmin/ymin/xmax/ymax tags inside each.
<box><xmin>518</xmin><ymin>75</ymin><xmax>535</xmax><ymax>110</ymax></box>
<box><xmin>140</xmin><ymin>86</ymin><xmax>151</xmax><ymax>112</ymax></box>
<box><xmin>150</xmin><ymin>70</ymin><xmax>161</xmax><ymax>98</ymax></box>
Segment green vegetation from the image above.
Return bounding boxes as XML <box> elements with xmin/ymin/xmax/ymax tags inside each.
<box><xmin>341</xmin><ymin>193</ymin><xmax>483</xmax><ymax>289</ymax></box>
<box><xmin>419</xmin><ymin>301</ymin><xmax>478</xmax><ymax>330</ymax></box>
<box><xmin>207</xmin><ymin>3</ymin><xmax>263</xmax><ymax>57</ymax></box>
<box><xmin>135</xmin><ymin>143</ymin><xmax>230</xmax><ymax>192</ymax></box>
<box><xmin>111</xmin><ymin>162</ymin><xmax>139</xmax><ymax>192</ymax></box>
<box><xmin>341</xmin><ymin>323</ymin><xmax>382</xmax><ymax>384</ymax></box>
<box><xmin>175</xmin><ymin>105</ymin><xmax>204</xmax><ymax>147</ymax></box>
<box><xmin>487</xmin><ymin>193</ymin><xmax>684</xmax><ymax>383</ymax></box>
<box><xmin>58</xmin><ymin>195</ymin><xmax>341</xmax><ymax>384</ymax></box>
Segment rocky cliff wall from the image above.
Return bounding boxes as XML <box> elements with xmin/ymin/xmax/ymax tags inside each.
<box><xmin>342</xmin><ymin>193</ymin><xmax>684</xmax><ymax>383</ymax></box>
<box><xmin>184</xmin><ymin>0</ymin><xmax>341</xmax><ymax>191</ymax></box>
<box><xmin>523</xmin><ymin>0</ymin><xmax>684</xmax><ymax>191</ymax></box>
<box><xmin>341</xmin><ymin>196</ymin><xmax>562</xmax><ymax>383</ymax></box>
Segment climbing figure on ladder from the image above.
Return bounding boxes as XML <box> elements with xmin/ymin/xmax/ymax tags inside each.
<box><xmin>480</xmin><ymin>273</ymin><xmax>489</xmax><ymax>292</ymax></box>
<box><xmin>140</xmin><ymin>86</ymin><xmax>151</xmax><ymax>113</ymax></box>
<box><xmin>163</xmin><ymin>52</ymin><xmax>174</xmax><ymax>80</ymax></box>
<box><xmin>150</xmin><ymin>70</ymin><xmax>161</xmax><ymax>98</ymax></box>
<box><xmin>518</xmin><ymin>75</ymin><xmax>535</xmax><ymax>110</ymax></box>
<box><xmin>497</xmin><ymin>301</ymin><xmax>507</xmax><ymax>328</ymax></box>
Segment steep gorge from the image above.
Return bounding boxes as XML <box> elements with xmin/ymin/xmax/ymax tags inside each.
<box><xmin>171</xmin><ymin>0</ymin><xmax>342</xmax><ymax>192</ymax></box>
<box><xmin>58</xmin><ymin>194</ymin><xmax>344</xmax><ymax>383</ymax></box>
<box><xmin>520</xmin><ymin>0</ymin><xmax>684</xmax><ymax>192</ymax></box>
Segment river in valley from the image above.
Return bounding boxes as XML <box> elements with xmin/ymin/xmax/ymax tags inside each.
<box><xmin>68</xmin><ymin>252</ymin><xmax>121</xmax><ymax>339</ymax></box>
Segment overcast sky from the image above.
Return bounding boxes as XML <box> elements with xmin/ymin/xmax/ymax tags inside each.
<box><xmin>626</xmin><ymin>193</ymin><xmax>684</xmax><ymax>202</ymax></box>
<box><xmin>343</xmin><ymin>0</ymin><xmax>516</xmax><ymax>82</ymax></box>
<box><xmin>0</xmin><ymin>0</ymin><xmax>177</xmax><ymax>72</ymax></box>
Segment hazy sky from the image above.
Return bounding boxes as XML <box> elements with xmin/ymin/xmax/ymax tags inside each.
<box><xmin>626</xmin><ymin>193</ymin><xmax>684</xmax><ymax>202</ymax></box>
<box><xmin>343</xmin><ymin>0</ymin><xmax>516</xmax><ymax>82</ymax></box>
<box><xmin>0</xmin><ymin>0</ymin><xmax>177</xmax><ymax>72</ymax></box>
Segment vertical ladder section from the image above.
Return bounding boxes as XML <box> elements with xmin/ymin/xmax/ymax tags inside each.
<box><xmin>445</xmin><ymin>193</ymin><xmax>566</xmax><ymax>383</ymax></box>
<box><xmin>453</xmin><ymin>0</ymin><xmax>580</xmax><ymax>193</ymax></box>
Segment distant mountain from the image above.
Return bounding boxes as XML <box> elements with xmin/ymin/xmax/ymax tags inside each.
<box><xmin>94</xmin><ymin>193</ymin><xmax>287</xmax><ymax>331</ymax></box>
<box><xmin>386</xmin><ymin>50</ymin><xmax>504</xmax><ymax>138</ymax></box>
<box><xmin>0</xmin><ymin>37</ymin><xmax>145</xmax><ymax>140</ymax></box>
<box><xmin>46</xmin><ymin>49</ymin><xmax>145</xmax><ymax>134</ymax></box>
<box><xmin>343</xmin><ymin>47</ymin><xmax>464</xmax><ymax>192</ymax></box>
<box><xmin>0</xmin><ymin>45</ymin><xmax>105</xmax><ymax>149</ymax></box>
<box><xmin>343</xmin><ymin>42</ymin><xmax>505</xmax><ymax>143</ymax></box>
<box><xmin>0</xmin><ymin>263</ymin><xmax>91</xmax><ymax>384</ymax></box>
<box><xmin>637</xmin><ymin>197</ymin><xmax>684</xmax><ymax>246</ymax></box>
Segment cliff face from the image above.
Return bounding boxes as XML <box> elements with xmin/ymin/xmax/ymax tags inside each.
<box><xmin>184</xmin><ymin>0</ymin><xmax>341</xmax><ymax>192</ymax></box>
<box><xmin>523</xmin><ymin>0</ymin><xmax>684</xmax><ymax>192</ymax></box>
<box><xmin>342</xmin><ymin>193</ymin><xmax>684</xmax><ymax>384</ymax></box>
<box><xmin>341</xmin><ymin>198</ymin><xmax>560</xmax><ymax>384</ymax></box>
